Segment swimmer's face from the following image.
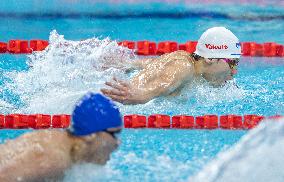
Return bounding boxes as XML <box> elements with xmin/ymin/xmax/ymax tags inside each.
<box><xmin>203</xmin><ymin>58</ymin><xmax>238</xmax><ymax>86</ymax></box>
<box><xmin>80</xmin><ymin>128</ymin><xmax>121</xmax><ymax>165</ymax></box>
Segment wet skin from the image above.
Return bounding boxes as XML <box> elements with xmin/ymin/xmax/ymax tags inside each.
<box><xmin>0</xmin><ymin>128</ymin><xmax>121</xmax><ymax>182</ymax></box>
<box><xmin>101</xmin><ymin>51</ymin><xmax>238</xmax><ymax>105</ymax></box>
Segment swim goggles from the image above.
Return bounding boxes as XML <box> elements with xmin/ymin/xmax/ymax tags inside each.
<box><xmin>105</xmin><ymin>129</ymin><xmax>121</xmax><ymax>139</ymax></box>
<box><xmin>223</xmin><ymin>58</ymin><xmax>239</xmax><ymax>70</ymax></box>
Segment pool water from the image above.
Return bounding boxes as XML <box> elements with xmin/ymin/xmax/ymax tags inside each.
<box><xmin>0</xmin><ymin>1</ymin><xmax>284</xmax><ymax>181</ymax></box>
<box><xmin>0</xmin><ymin>128</ymin><xmax>246</xmax><ymax>181</ymax></box>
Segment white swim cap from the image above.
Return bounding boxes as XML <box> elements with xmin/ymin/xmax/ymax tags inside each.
<box><xmin>194</xmin><ymin>27</ymin><xmax>241</xmax><ymax>59</ymax></box>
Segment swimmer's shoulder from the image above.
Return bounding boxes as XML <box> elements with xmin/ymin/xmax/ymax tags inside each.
<box><xmin>165</xmin><ymin>50</ymin><xmax>195</xmax><ymax>68</ymax></box>
<box><xmin>13</xmin><ymin>130</ymin><xmax>72</xmax><ymax>153</ymax></box>
<box><xmin>20</xmin><ymin>130</ymin><xmax>69</xmax><ymax>142</ymax></box>
<box><xmin>25</xmin><ymin>130</ymin><xmax>72</xmax><ymax>168</ymax></box>
<box><xmin>154</xmin><ymin>50</ymin><xmax>194</xmax><ymax>70</ymax></box>
<box><xmin>167</xmin><ymin>50</ymin><xmax>195</xmax><ymax>63</ymax></box>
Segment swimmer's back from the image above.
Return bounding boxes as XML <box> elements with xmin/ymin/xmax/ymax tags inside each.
<box><xmin>140</xmin><ymin>50</ymin><xmax>195</xmax><ymax>81</ymax></box>
<box><xmin>156</xmin><ymin>50</ymin><xmax>194</xmax><ymax>64</ymax></box>
<box><xmin>0</xmin><ymin>130</ymin><xmax>72</xmax><ymax>182</ymax></box>
<box><xmin>130</xmin><ymin>50</ymin><xmax>195</xmax><ymax>98</ymax></box>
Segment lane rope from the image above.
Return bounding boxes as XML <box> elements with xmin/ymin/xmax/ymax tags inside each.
<box><xmin>0</xmin><ymin>114</ymin><xmax>282</xmax><ymax>130</ymax></box>
<box><xmin>0</xmin><ymin>40</ymin><xmax>283</xmax><ymax>57</ymax></box>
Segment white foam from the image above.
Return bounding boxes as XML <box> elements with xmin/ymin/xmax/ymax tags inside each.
<box><xmin>120</xmin><ymin>78</ymin><xmax>245</xmax><ymax>115</ymax></box>
<box><xmin>63</xmin><ymin>151</ymin><xmax>205</xmax><ymax>182</ymax></box>
<box><xmin>0</xmin><ymin>100</ymin><xmax>16</xmax><ymax>113</ymax></box>
<box><xmin>6</xmin><ymin>30</ymin><xmax>135</xmax><ymax>114</ymax></box>
<box><xmin>190</xmin><ymin>118</ymin><xmax>284</xmax><ymax>182</ymax></box>
<box><xmin>63</xmin><ymin>163</ymin><xmax>122</xmax><ymax>182</ymax></box>
<box><xmin>4</xmin><ymin>30</ymin><xmax>245</xmax><ymax>115</ymax></box>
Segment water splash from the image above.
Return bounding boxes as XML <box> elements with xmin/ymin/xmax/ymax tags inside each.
<box><xmin>120</xmin><ymin>79</ymin><xmax>245</xmax><ymax>115</ymax></box>
<box><xmin>60</xmin><ymin>128</ymin><xmax>245</xmax><ymax>182</ymax></box>
<box><xmin>3</xmin><ymin>30</ymin><xmax>248</xmax><ymax>115</ymax></box>
<box><xmin>63</xmin><ymin>163</ymin><xmax>122</xmax><ymax>182</ymax></box>
<box><xmin>5</xmin><ymin>30</ymin><xmax>135</xmax><ymax>114</ymax></box>
<box><xmin>0</xmin><ymin>100</ymin><xmax>16</xmax><ymax>113</ymax></box>
<box><xmin>190</xmin><ymin>117</ymin><xmax>284</xmax><ymax>182</ymax></box>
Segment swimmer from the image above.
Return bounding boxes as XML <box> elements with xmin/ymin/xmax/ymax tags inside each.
<box><xmin>0</xmin><ymin>93</ymin><xmax>122</xmax><ymax>182</ymax></box>
<box><xmin>101</xmin><ymin>27</ymin><xmax>241</xmax><ymax>104</ymax></box>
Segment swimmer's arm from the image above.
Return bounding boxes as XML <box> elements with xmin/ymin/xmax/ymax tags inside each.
<box><xmin>102</xmin><ymin>59</ymin><xmax>193</xmax><ymax>104</ymax></box>
<box><xmin>131</xmin><ymin>60</ymin><xmax>194</xmax><ymax>103</ymax></box>
<box><xmin>127</xmin><ymin>52</ymin><xmax>174</xmax><ymax>71</ymax></box>
<box><xmin>129</xmin><ymin>58</ymin><xmax>154</xmax><ymax>70</ymax></box>
<box><xmin>0</xmin><ymin>131</ymin><xmax>71</xmax><ymax>182</ymax></box>
<box><xmin>130</xmin><ymin>52</ymin><xmax>175</xmax><ymax>70</ymax></box>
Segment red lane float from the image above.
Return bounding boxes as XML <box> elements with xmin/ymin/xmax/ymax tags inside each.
<box><xmin>124</xmin><ymin>114</ymin><xmax>146</xmax><ymax>128</ymax></box>
<box><xmin>27</xmin><ymin>114</ymin><xmax>51</xmax><ymax>129</ymax></box>
<box><xmin>195</xmin><ymin>115</ymin><xmax>218</xmax><ymax>129</ymax></box>
<box><xmin>0</xmin><ymin>114</ymin><xmax>5</xmax><ymax>128</ymax></box>
<box><xmin>243</xmin><ymin>115</ymin><xmax>265</xmax><ymax>129</ymax></box>
<box><xmin>30</xmin><ymin>40</ymin><xmax>49</xmax><ymax>51</ymax></box>
<box><xmin>127</xmin><ymin>41</ymin><xmax>284</xmax><ymax>57</ymax></box>
<box><xmin>8</xmin><ymin>40</ymin><xmax>32</xmax><ymax>54</ymax></box>
<box><xmin>1</xmin><ymin>39</ymin><xmax>283</xmax><ymax>57</ymax></box>
<box><xmin>179</xmin><ymin>41</ymin><xmax>198</xmax><ymax>53</ymax></box>
<box><xmin>172</xmin><ymin>115</ymin><xmax>194</xmax><ymax>128</ymax></box>
<box><xmin>136</xmin><ymin>41</ymin><xmax>157</xmax><ymax>55</ymax></box>
<box><xmin>276</xmin><ymin>45</ymin><xmax>284</xmax><ymax>57</ymax></box>
<box><xmin>255</xmin><ymin>43</ymin><xmax>264</xmax><ymax>57</ymax></box>
<box><xmin>125</xmin><ymin>114</ymin><xmax>281</xmax><ymax>129</ymax></box>
<box><xmin>157</xmin><ymin>41</ymin><xmax>178</xmax><ymax>55</ymax></box>
<box><xmin>241</xmin><ymin>42</ymin><xmax>254</xmax><ymax>56</ymax></box>
<box><xmin>5</xmin><ymin>114</ymin><xmax>29</xmax><ymax>129</ymax></box>
<box><xmin>0</xmin><ymin>42</ymin><xmax>7</xmax><ymax>53</ymax></box>
<box><xmin>7</xmin><ymin>40</ymin><xmax>21</xmax><ymax>54</ymax></box>
<box><xmin>241</xmin><ymin>42</ymin><xmax>264</xmax><ymax>57</ymax></box>
<box><xmin>220</xmin><ymin>115</ymin><xmax>243</xmax><ymax>129</ymax></box>
<box><xmin>0</xmin><ymin>114</ymin><xmax>283</xmax><ymax>129</ymax></box>
<box><xmin>263</xmin><ymin>42</ymin><xmax>277</xmax><ymax>57</ymax></box>
<box><xmin>0</xmin><ymin>114</ymin><xmax>70</xmax><ymax>129</ymax></box>
<box><xmin>52</xmin><ymin>115</ymin><xmax>70</xmax><ymax>128</ymax></box>
<box><xmin>148</xmin><ymin>114</ymin><xmax>171</xmax><ymax>128</ymax></box>
<box><xmin>118</xmin><ymin>41</ymin><xmax>135</xmax><ymax>50</ymax></box>
<box><xmin>0</xmin><ymin>39</ymin><xmax>49</xmax><ymax>54</ymax></box>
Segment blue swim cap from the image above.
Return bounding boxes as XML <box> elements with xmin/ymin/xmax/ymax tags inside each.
<box><xmin>69</xmin><ymin>92</ymin><xmax>122</xmax><ymax>136</ymax></box>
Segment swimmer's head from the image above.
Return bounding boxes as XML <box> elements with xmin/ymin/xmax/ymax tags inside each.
<box><xmin>193</xmin><ymin>27</ymin><xmax>241</xmax><ymax>85</ymax></box>
<box><xmin>69</xmin><ymin>92</ymin><xmax>122</xmax><ymax>136</ymax></box>
<box><xmin>69</xmin><ymin>92</ymin><xmax>122</xmax><ymax>164</ymax></box>
<box><xmin>194</xmin><ymin>27</ymin><xmax>241</xmax><ymax>59</ymax></box>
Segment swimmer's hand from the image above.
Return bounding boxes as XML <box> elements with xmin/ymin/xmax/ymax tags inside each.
<box><xmin>101</xmin><ymin>77</ymin><xmax>145</xmax><ymax>105</ymax></box>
